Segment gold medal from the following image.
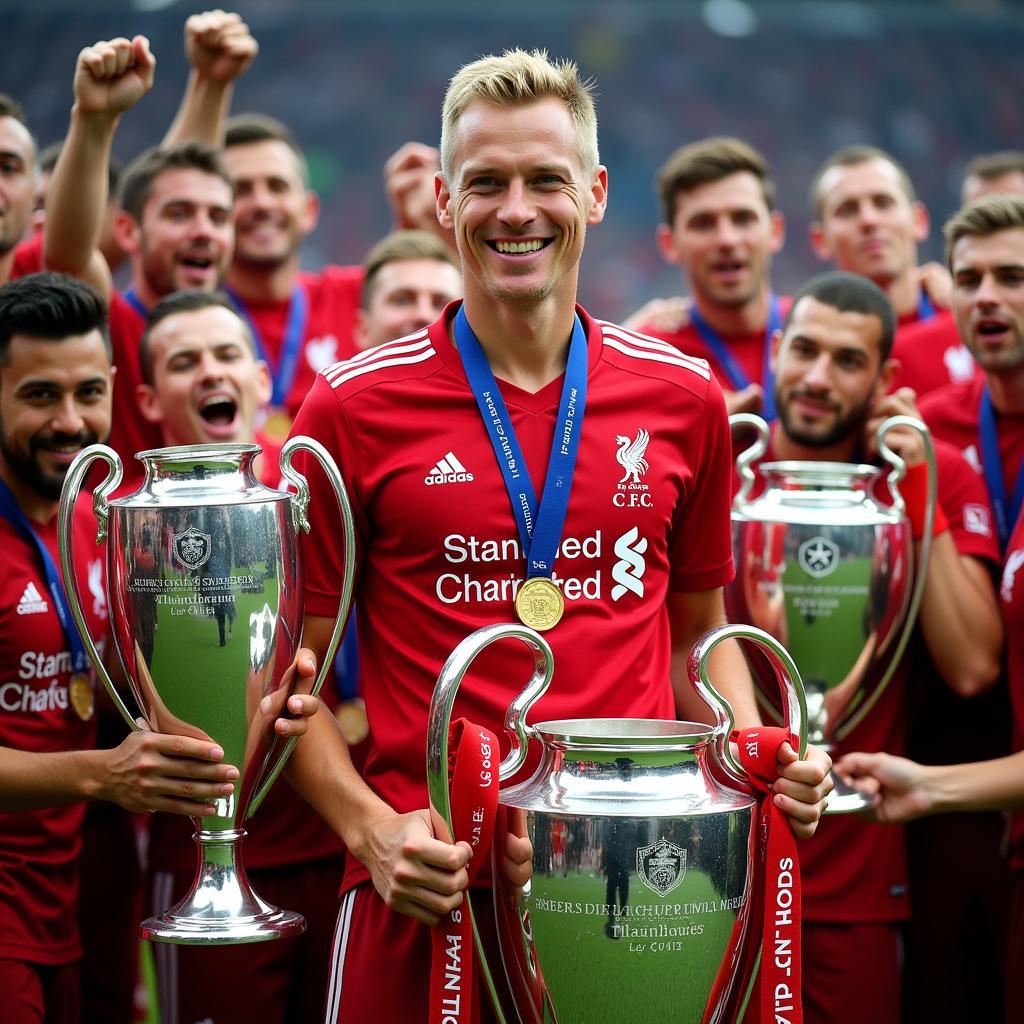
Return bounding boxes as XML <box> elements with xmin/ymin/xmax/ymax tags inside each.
<box><xmin>262</xmin><ymin>409</ymin><xmax>293</xmax><ymax>442</ymax></box>
<box><xmin>69</xmin><ymin>673</ymin><xmax>94</xmax><ymax>722</ymax></box>
<box><xmin>514</xmin><ymin>577</ymin><xmax>564</xmax><ymax>632</ymax></box>
<box><xmin>335</xmin><ymin>698</ymin><xmax>370</xmax><ymax>745</ymax></box>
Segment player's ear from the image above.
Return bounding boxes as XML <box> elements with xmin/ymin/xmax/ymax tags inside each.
<box><xmin>436</xmin><ymin>172</ymin><xmax>454</xmax><ymax>232</ymax></box>
<box><xmin>114</xmin><ymin>210</ymin><xmax>141</xmax><ymax>255</ymax></box>
<box><xmin>586</xmin><ymin>166</ymin><xmax>608</xmax><ymax>226</ymax></box>
<box><xmin>808</xmin><ymin>221</ymin><xmax>830</xmax><ymax>262</ymax></box>
<box><xmin>136</xmin><ymin>382</ymin><xmax>163</xmax><ymax>424</ymax></box>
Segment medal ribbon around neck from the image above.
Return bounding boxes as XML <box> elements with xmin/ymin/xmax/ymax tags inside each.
<box><xmin>979</xmin><ymin>386</ymin><xmax>1024</xmax><ymax>550</ymax></box>
<box><xmin>690</xmin><ymin>293</ymin><xmax>782</xmax><ymax>421</ymax></box>
<box><xmin>226</xmin><ymin>283</ymin><xmax>310</xmax><ymax>407</ymax></box>
<box><xmin>0</xmin><ymin>480</ymin><xmax>93</xmax><ymax>718</ymax></box>
<box><xmin>454</xmin><ymin>306</ymin><xmax>587</xmax><ymax>628</ymax></box>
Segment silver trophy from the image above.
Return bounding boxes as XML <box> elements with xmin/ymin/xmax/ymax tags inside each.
<box><xmin>58</xmin><ymin>440</ymin><xmax>354</xmax><ymax>943</ymax></box>
<box><xmin>427</xmin><ymin>622</ymin><xmax>807</xmax><ymax>1023</ymax></box>
<box><xmin>727</xmin><ymin>414</ymin><xmax>935</xmax><ymax>813</ymax></box>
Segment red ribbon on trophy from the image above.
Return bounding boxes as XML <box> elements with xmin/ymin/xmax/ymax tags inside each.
<box><xmin>429</xmin><ymin>718</ymin><xmax>500</xmax><ymax>1024</ymax></box>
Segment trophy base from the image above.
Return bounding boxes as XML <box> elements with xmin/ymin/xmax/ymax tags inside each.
<box><xmin>141</xmin><ymin>828</ymin><xmax>307</xmax><ymax>945</ymax></box>
<box><xmin>825</xmin><ymin>772</ymin><xmax>873</xmax><ymax>815</ymax></box>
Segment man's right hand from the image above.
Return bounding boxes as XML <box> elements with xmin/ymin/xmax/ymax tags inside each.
<box><xmin>361</xmin><ymin>807</ymin><xmax>471</xmax><ymax>926</ymax></box>
<box><xmin>74</xmin><ymin>35</ymin><xmax>156</xmax><ymax>119</ymax></box>
<box><xmin>97</xmin><ymin>726</ymin><xmax>238</xmax><ymax>817</ymax></box>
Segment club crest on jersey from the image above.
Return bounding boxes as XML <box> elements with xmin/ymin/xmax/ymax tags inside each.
<box><xmin>637</xmin><ymin>837</ymin><xmax>687</xmax><ymax>897</ymax></box>
<box><xmin>799</xmin><ymin>536</ymin><xmax>839</xmax><ymax>579</ymax></box>
<box><xmin>614</xmin><ymin>429</ymin><xmax>652</xmax><ymax>508</ymax></box>
<box><xmin>172</xmin><ymin>526</ymin><xmax>212</xmax><ymax>571</ymax></box>
<box><xmin>425</xmin><ymin>451</ymin><xmax>475</xmax><ymax>486</ymax></box>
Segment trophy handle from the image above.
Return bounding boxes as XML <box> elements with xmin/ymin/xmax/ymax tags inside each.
<box><xmin>246</xmin><ymin>434</ymin><xmax>357</xmax><ymax>815</ymax></box>
<box><xmin>729</xmin><ymin>413</ymin><xmax>770</xmax><ymax>509</ymax></box>
<box><xmin>835</xmin><ymin>415</ymin><xmax>936</xmax><ymax>740</ymax></box>
<box><xmin>689</xmin><ymin>624</ymin><xmax>808</xmax><ymax>791</ymax></box>
<box><xmin>57</xmin><ymin>444</ymin><xmax>142</xmax><ymax>733</ymax></box>
<box><xmin>426</xmin><ymin>623</ymin><xmax>554</xmax><ymax>1024</ymax></box>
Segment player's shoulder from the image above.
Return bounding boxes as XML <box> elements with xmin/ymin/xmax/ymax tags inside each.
<box><xmin>593</xmin><ymin>318</ymin><xmax>714</xmax><ymax>401</ymax></box>
<box><xmin>918</xmin><ymin>377</ymin><xmax>980</xmax><ymax>425</ymax></box>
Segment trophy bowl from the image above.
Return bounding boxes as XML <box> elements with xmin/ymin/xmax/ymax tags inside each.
<box><xmin>58</xmin><ymin>439</ymin><xmax>354</xmax><ymax>943</ymax></box>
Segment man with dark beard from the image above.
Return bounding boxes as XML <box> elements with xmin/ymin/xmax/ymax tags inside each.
<box><xmin>736</xmin><ymin>270</ymin><xmax>1002</xmax><ymax>1024</ymax></box>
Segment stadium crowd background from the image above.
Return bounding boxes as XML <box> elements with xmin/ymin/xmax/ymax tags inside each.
<box><xmin>5</xmin><ymin>0</ymin><xmax>1024</xmax><ymax>319</ymax></box>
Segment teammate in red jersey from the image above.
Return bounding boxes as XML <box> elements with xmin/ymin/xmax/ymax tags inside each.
<box><xmin>637</xmin><ymin>137</ymin><xmax>786</xmax><ymax>418</ymax></box>
<box><xmin>282</xmin><ymin>50</ymin><xmax>831</xmax><ymax>1024</ymax></box>
<box><xmin>962</xmin><ymin>151</ymin><xmax>1024</xmax><ymax>205</ymax></box>
<box><xmin>0</xmin><ymin>95</ymin><xmax>38</xmax><ymax>286</ymax></box>
<box><xmin>737</xmin><ymin>270</ymin><xmax>1002</xmax><ymax>1024</ymax></box>
<box><xmin>808</xmin><ymin>145</ymin><xmax>977</xmax><ymax>398</ymax></box>
<box><xmin>0</xmin><ymin>273</ymin><xmax>317</xmax><ymax>1024</ymax></box>
<box><xmin>355</xmin><ymin>229</ymin><xmax>462</xmax><ymax>351</ymax></box>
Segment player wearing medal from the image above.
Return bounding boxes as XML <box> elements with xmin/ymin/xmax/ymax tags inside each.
<box><xmin>282</xmin><ymin>50</ymin><xmax>831</xmax><ymax>1023</ymax></box>
<box><xmin>735</xmin><ymin>270</ymin><xmax>1002</xmax><ymax>1024</ymax></box>
<box><xmin>0</xmin><ymin>272</ymin><xmax>319</xmax><ymax>1024</ymax></box>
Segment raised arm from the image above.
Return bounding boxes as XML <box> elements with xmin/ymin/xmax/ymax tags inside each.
<box><xmin>44</xmin><ymin>35</ymin><xmax>155</xmax><ymax>299</ymax></box>
<box><xmin>162</xmin><ymin>9</ymin><xmax>258</xmax><ymax>147</ymax></box>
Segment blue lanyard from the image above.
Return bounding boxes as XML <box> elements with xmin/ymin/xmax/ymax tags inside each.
<box><xmin>123</xmin><ymin>287</ymin><xmax>148</xmax><ymax>320</ymax></box>
<box><xmin>0</xmin><ymin>481</ymin><xmax>89</xmax><ymax>672</ymax></box>
<box><xmin>690</xmin><ymin>294</ymin><xmax>781</xmax><ymax>420</ymax></box>
<box><xmin>917</xmin><ymin>290</ymin><xmax>935</xmax><ymax>322</ymax></box>
<box><xmin>226</xmin><ymin>285</ymin><xmax>309</xmax><ymax>407</ymax></box>
<box><xmin>454</xmin><ymin>306</ymin><xmax>587</xmax><ymax>578</ymax></box>
<box><xmin>979</xmin><ymin>387</ymin><xmax>1024</xmax><ymax>550</ymax></box>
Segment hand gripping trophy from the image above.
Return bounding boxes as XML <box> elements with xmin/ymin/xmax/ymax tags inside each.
<box><xmin>58</xmin><ymin>439</ymin><xmax>354</xmax><ymax>943</ymax></box>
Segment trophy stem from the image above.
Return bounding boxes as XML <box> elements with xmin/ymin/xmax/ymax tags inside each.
<box><xmin>141</xmin><ymin>829</ymin><xmax>306</xmax><ymax>945</ymax></box>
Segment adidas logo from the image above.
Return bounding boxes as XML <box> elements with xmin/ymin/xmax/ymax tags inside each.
<box><xmin>16</xmin><ymin>581</ymin><xmax>48</xmax><ymax>616</ymax></box>
<box><xmin>425</xmin><ymin>451</ymin><xmax>475</xmax><ymax>486</ymax></box>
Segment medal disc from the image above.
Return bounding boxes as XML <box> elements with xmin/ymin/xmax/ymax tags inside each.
<box><xmin>69</xmin><ymin>673</ymin><xmax>94</xmax><ymax>721</ymax></box>
<box><xmin>262</xmin><ymin>410</ymin><xmax>293</xmax><ymax>442</ymax></box>
<box><xmin>335</xmin><ymin>698</ymin><xmax>370</xmax><ymax>745</ymax></box>
<box><xmin>515</xmin><ymin>577</ymin><xmax>564</xmax><ymax>632</ymax></box>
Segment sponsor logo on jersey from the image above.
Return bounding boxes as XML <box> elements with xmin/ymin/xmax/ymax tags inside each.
<box><xmin>962</xmin><ymin>444</ymin><xmax>982</xmax><ymax>475</ymax></box>
<box><xmin>425</xmin><ymin>451</ymin><xmax>475</xmax><ymax>486</ymax></box>
<box><xmin>944</xmin><ymin>344</ymin><xmax>976</xmax><ymax>385</ymax></box>
<box><xmin>637</xmin><ymin>837</ymin><xmax>687</xmax><ymax>897</ymax></box>
<box><xmin>614</xmin><ymin>429</ymin><xmax>653</xmax><ymax>508</ymax></box>
<box><xmin>611</xmin><ymin>527</ymin><xmax>648</xmax><ymax>601</ymax></box>
<box><xmin>88</xmin><ymin>559</ymin><xmax>107</xmax><ymax>618</ymax></box>
<box><xmin>963</xmin><ymin>503</ymin><xmax>993</xmax><ymax>537</ymax></box>
<box><xmin>305</xmin><ymin>335</ymin><xmax>338</xmax><ymax>372</ymax></box>
<box><xmin>798</xmin><ymin>537</ymin><xmax>839</xmax><ymax>579</ymax></box>
<box><xmin>1002</xmin><ymin>548</ymin><xmax>1024</xmax><ymax>604</ymax></box>
<box><xmin>16</xmin><ymin>581</ymin><xmax>48</xmax><ymax>615</ymax></box>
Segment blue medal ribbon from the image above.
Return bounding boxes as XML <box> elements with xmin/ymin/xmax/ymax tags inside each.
<box><xmin>226</xmin><ymin>285</ymin><xmax>309</xmax><ymax>408</ymax></box>
<box><xmin>454</xmin><ymin>306</ymin><xmax>587</xmax><ymax>579</ymax></box>
<box><xmin>0</xmin><ymin>480</ymin><xmax>90</xmax><ymax>673</ymax></box>
<box><xmin>917</xmin><ymin>289</ymin><xmax>936</xmax><ymax>322</ymax></box>
<box><xmin>123</xmin><ymin>287</ymin><xmax>149</xmax><ymax>321</ymax></box>
<box><xmin>979</xmin><ymin>387</ymin><xmax>1024</xmax><ymax>550</ymax></box>
<box><xmin>690</xmin><ymin>294</ymin><xmax>782</xmax><ymax>420</ymax></box>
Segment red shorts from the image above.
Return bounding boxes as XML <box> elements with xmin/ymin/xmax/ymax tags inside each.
<box><xmin>0</xmin><ymin>958</ymin><xmax>80</xmax><ymax>1024</ymax></box>
<box><xmin>325</xmin><ymin>884</ymin><xmax>507</xmax><ymax>1024</ymax></box>
<box><xmin>150</xmin><ymin>856</ymin><xmax>343</xmax><ymax>1024</ymax></box>
<box><xmin>743</xmin><ymin>921</ymin><xmax>901</xmax><ymax>1024</ymax></box>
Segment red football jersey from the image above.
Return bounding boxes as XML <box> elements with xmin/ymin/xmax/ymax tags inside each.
<box><xmin>0</xmin><ymin>498</ymin><xmax>108</xmax><ymax>963</ymax></box>
<box><xmin>10</xmin><ymin>234</ymin><xmax>43</xmax><ymax>278</ymax></box>
<box><xmin>291</xmin><ymin>304</ymin><xmax>735</xmax><ymax>894</ymax></box>
<box><xmin>232</xmin><ymin>266</ymin><xmax>363</xmax><ymax>421</ymax></box>
<box><xmin>734</xmin><ymin>433</ymin><xmax>998</xmax><ymax>921</ymax></box>
<box><xmin>1001</xmin><ymin>512</ymin><xmax>1024</xmax><ymax>869</ymax></box>
<box><xmin>889</xmin><ymin>310</ymin><xmax>981</xmax><ymax>397</ymax></box>
<box><xmin>919</xmin><ymin>377</ymin><xmax>1024</xmax><ymax>522</ymax></box>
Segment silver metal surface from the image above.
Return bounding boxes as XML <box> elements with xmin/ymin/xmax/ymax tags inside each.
<box><xmin>59</xmin><ymin>440</ymin><xmax>355</xmax><ymax>943</ymax></box>
<box><xmin>427</xmin><ymin>623</ymin><xmax>807</xmax><ymax>1023</ymax></box>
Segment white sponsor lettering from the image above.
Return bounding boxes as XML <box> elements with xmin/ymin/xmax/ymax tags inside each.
<box><xmin>0</xmin><ymin>679</ymin><xmax>69</xmax><ymax>713</ymax></box>
<box><xmin>442</xmin><ymin>532</ymin><xmax>601</xmax><ymax>564</ymax></box>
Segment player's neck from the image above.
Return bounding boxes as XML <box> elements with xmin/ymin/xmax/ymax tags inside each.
<box><xmin>882</xmin><ymin>269</ymin><xmax>919</xmax><ymax>319</ymax></box>
<box><xmin>692</xmin><ymin>286</ymin><xmax>772</xmax><ymax>337</ymax></box>
<box><xmin>0</xmin><ymin>458</ymin><xmax>57</xmax><ymax>525</ymax></box>
<box><xmin>770</xmin><ymin>422</ymin><xmax>859</xmax><ymax>465</ymax></box>
<box><xmin>985</xmin><ymin>369</ymin><xmax>1024</xmax><ymax>416</ymax></box>
<box><xmin>459</xmin><ymin>290</ymin><xmax>577</xmax><ymax>393</ymax></box>
<box><xmin>0</xmin><ymin>247</ymin><xmax>14</xmax><ymax>287</ymax></box>
<box><xmin>129</xmin><ymin>274</ymin><xmax>163</xmax><ymax>312</ymax></box>
<box><xmin>226</xmin><ymin>256</ymin><xmax>300</xmax><ymax>304</ymax></box>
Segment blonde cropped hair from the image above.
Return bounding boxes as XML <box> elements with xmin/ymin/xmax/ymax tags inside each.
<box><xmin>439</xmin><ymin>48</ymin><xmax>599</xmax><ymax>184</ymax></box>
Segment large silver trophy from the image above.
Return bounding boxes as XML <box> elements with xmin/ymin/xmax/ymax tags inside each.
<box><xmin>427</xmin><ymin>622</ymin><xmax>807</xmax><ymax>1023</ymax></box>
<box><xmin>59</xmin><ymin>440</ymin><xmax>354</xmax><ymax>943</ymax></box>
<box><xmin>727</xmin><ymin>414</ymin><xmax>935</xmax><ymax>812</ymax></box>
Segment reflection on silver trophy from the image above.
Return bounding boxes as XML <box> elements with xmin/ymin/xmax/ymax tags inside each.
<box><xmin>427</xmin><ymin>622</ymin><xmax>807</xmax><ymax>1023</ymax></box>
<box><xmin>58</xmin><ymin>440</ymin><xmax>354</xmax><ymax>943</ymax></box>
<box><xmin>727</xmin><ymin>413</ymin><xmax>935</xmax><ymax>813</ymax></box>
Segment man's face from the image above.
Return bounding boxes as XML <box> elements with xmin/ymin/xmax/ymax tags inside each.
<box><xmin>962</xmin><ymin>170</ymin><xmax>1024</xmax><ymax>205</ymax></box>
<box><xmin>774</xmin><ymin>296</ymin><xmax>890</xmax><ymax>449</ymax></box>
<box><xmin>120</xmin><ymin>168</ymin><xmax>234</xmax><ymax>299</ymax></box>
<box><xmin>436</xmin><ymin>97</ymin><xmax>606</xmax><ymax>306</ymax></box>
<box><xmin>951</xmin><ymin>227</ymin><xmax>1024</xmax><ymax>376</ymax></box>
<box><xmin>356</xmin><ymin>258</ymin><xmax>462</xmax><ymax>349</ymax></box>
<box><xmin>0</xmin><ymin>116</ymin><xmax>36</xmax><ymax>260</ymax></box>
<box><xmin>657</xmin><ymin>171</ymin><xmax>783</xmax><ymax>310</ymax></box>
<box><xmin>223</xmin><ymin>139</ymin><xmax>317</xmax><ymax>268</ymax></box>
<box><xmin>137</xmin><ymin>305</ymin><xmax>271</xmax><ymax>447</ymax></box>
<box><xmin>0</xmin><ymin>331</ymin><xmax>111</xmax><ymax>501</ymax></box>
<box><xmin>811</xmin><ymin>159</ymin><xmax>927</xmax><ymax>287</ymax></box>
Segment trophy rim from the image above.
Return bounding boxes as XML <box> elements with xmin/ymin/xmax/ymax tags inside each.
<box><xmin>760</xmin><ymin>458</ymin><xmax>879</xmax><ymax>480</ymax></box>
<box><xmin>532</xmin><ymin>717</ymin><xmax>714</xmax><ymax>747</ymax></box>
<box><xmin>135</xmin><ymin>442</ymin><xmax>262</xmax><ymax>461</ymax></box>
